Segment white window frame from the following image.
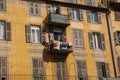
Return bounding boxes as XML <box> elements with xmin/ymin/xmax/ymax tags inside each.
<box><xmin>0</xmin><ymin>21</ymin><xmax>5</xmax><ymax>40</ymax></box>
<box><xmin>31</xmin><ymin>26</ymin><xmax>40</xmax><ymax>43</ymax></box>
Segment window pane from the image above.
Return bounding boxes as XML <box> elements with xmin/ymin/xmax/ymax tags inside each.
<box><xmin>0</xmin><ymin>22</ymin><xmax>4</xmax><ymax>39</ymax></box>
<box><xmin>31</xmin><ymin>29</ymin><xmax>35</xmax><ymax>42</ymax></box>
<box><xmin>36</xmin><ymin>30</ymin><xmax>40</xmax><ymax>42</ymax></box>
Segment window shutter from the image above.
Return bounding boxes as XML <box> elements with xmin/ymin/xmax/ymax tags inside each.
<box><xmin>79</xmin><ymin>30</ymin><xmax>84</xmax><ymax>48</ymax></box>
<box><xmin>41</xmin><ymin>25</ymin><xmax>46</xmax><ymax>43</ymax></box>
<box><xmin>117</xmin><ymin>57</ymin><xmax>120</xmax><ymax>67</ymax></box>
<box><xmin>98</xmin><ymin>12</ymin><xmax>102</xmax><ymax>24</ymax></box>
<box><xmin>114</xmin><ymin>31</ymin><xmax>119</xmax><ymax>45</ymax></box>
<box><xmin>98</xmin><ymin>33</ymin><xmax>101</xmax><ymax>49</ymax></box>
<box><xmin>79</xmin><ymin>9</ymin><xmax>84</xmax><ymax>21</ymax></box>
<box><xmin>105</xmin><ymin>63</ymin><xmax>110</xmax><ymax>77</ymax></box>
<box><xmin>88</xmin><ymin>32</ymin><xmax>94</xmax><ymax>49</ymax></box>
<box><xmin>101</xmin><ymin>34</ymin><xmax>106</xmax><ymax>50</ymax></box>
<box><xmin>68</xmin><ymin>8</ymin><xmax>73</xmax><ymax>20</ymax></box>
<box><xmin>87</xmin><ymin>10</ymin><xmax>91</xmax><ymax>22</ymax></box>
<box><xmin>96</xmin><ymin>62</ymin><xmax>103</xmax><ymax>77</ymax></box>
<box><xmin>25</xmin><ymin>25</ymin><xmax>31</xmax><ymax>43</ymax></box>
<box><xmin>5</xmin><ymin>22</ymin><xmax>11</xmax><ymax>41</ymax></box>
<box><xmin>115</xmin><ymin>11</ymin><xmax>119</xmax><ymax>21</ymax></box>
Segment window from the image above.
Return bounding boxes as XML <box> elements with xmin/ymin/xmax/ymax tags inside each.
<box><xmin>114</xmin><ymin>9</ymin><xmax>120</xmax><ymax>21</ymax></box>
<box><xmin>55</xmin><ymin>60</ymin><xmax>67</xmax><ymax>80</ymax></box>
<box><xmin>66</xmin><ymin>0</ymin><xmax>77</xmax><ymax>3</ymax></box>
<box><xmin>26</xmin><ymin>25</ymin><xmax>41</xmax><ymax>43</ymax></box>
<box><xmin>0</xmin><ymin>0</ymin><xmax>6</xmax><ymax>12</ymax></box>
<box><xmin>76</xmin><ymin>61</ymin><xmax>88</xmax><ymax>80</ymax></box>
<box><xmin>88</xmin><ymin>32</ymin><xmax>105</xmax><ymax>50</ymax></box>
<box><xmin>68</xmin><ymin>8</ymin><xmax>83</xmax><ymax>21</ymax></box>
<box><xmin>0</xmin><ymin>21</ymin><xmax>11</xmax><ymax>41</ymax></box>
<box><xmin>87</xmin><ymin>10</ymin><xmax>102</xmax><ymax>23</ymax></box>
<box><xmin>96</xmin><ymin>62</ymin><xmax>110</xmax><ymax>78</ymax></box>
<box><xmin>32</xmin><ymin>58</ymin><xmax>45</xmax><ymax>80</ymax></box>
<box><xmin>49</xmin><ymin>28</ymin><xmax>66</xmax><ymax>41</ymax></box>
<box><xmin>114</xmin><ymin>31</ymin><xmax>120</xmax><ymax>45</ymax></box>
<box><xmin>73</xmin><ymin>29</ymin><xmax>84</xmax><ymax>48</ymax></box>
<box><xmin>84</xmin><ymin>0</ymin><xmax>96</xmax><ymax>6</ymax></box>
<box><xmin>0</xmin><ymin>57</ymin><xmax>7</xmax><ymax>80</ymax></box>
<box><xmin>29</xmin><ymin>2</ymin><xmax>40</xmax><ymax>16</ymax></box>
<box><xmin>47</xmin><ymin>5</ymin><xmax>60</xmax><ymax>14</ymax></box>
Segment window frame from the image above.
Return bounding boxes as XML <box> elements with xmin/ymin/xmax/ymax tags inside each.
<box><xmin>0</xmin><ymin>21</ymin><xmax>5</xmax><ymax>40</ymax></box>
<box><xmin>29</xmin><ymin>2</ymin><xmax>40</xmax><ymax>16</ymax></box>
<box><xmin>73</xmin><ymin>29</ymin><xmax>84</xmax><ymax>48</ymax></box>
<box><xmin>0</xmin><ymin>0</ymin><xmax>6</xmax><ymax>12</ymax></box>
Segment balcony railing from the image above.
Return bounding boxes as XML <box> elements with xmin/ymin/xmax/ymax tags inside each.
<box><xmin>43</xmin><ymin>41</ymin><xmax>73</xmax><ymax>54</ymax></box>
<box><xmin>47</xmin><ymin>13</ymin><xmax>70</xmax><ymax>27</ymax></box>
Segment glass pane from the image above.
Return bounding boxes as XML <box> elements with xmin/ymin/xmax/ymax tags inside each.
<box><xmin>0</xmin><ymin>22</ymin><xmax>4</xmax><ymax>39</ymax></box>
<box><xmin>31</xmin><ymin>29</ymin><xmax>35</xmax><ymax>42</ymax></box>
<box><xmin>36</xmin><ymin>30</ymin><xmax>40</xmax><ymax>42</ymax></box>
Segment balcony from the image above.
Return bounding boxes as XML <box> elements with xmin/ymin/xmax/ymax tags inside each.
<box><xmin>110</xmin><ymin>0</ymin><xmax>120</xmax><ymax>8</ymax></box>
<box><xmin>47</xmin><ymin>13</ymin><xmax>70</xmax><ymax>27</ymax></box>
<box><xmin>43</xmin><ymin>41</ymin><xmax>73</xmax><ymax>54</ymax></box>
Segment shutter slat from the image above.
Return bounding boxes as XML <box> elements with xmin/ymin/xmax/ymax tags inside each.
<box><xmin>26</xmin><ymin>25</ymin><xmax>31</xmax><ymax>43</ymax></box>
<box><xmin>5</xmin><ymin>22</ymin><xmax>11</xmax><ymax>41</ymax></box>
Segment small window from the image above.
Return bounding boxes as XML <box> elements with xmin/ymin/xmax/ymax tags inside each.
<box><xmin>47</xmin><ymin>5</ymin><xmax>60</xmax><ymax>14</ymax></box>
<box><xmin>114</xmin><ymin>9</ymin><xmax>120</xmax><ymax>21</ymax></box>
<box><xmin>26</xmin><ymin>25</ymin><xmax>41</xmax><ymax>43</ymax></box>
<box><xmin>32</xmin><ymin>58</ymin><xmax>45</xmax><ymax>80</ymax></box>
<box><xmin>114</xmin><ymin>31</ymin><xmax>120</xmax><ymax>45</ymax></box>
<box><xmin>68</xmin><ymin>8</ymin><xmax>84</xmax><ymax>21</ymax></box>
<box><xmin>88</xmin><ymin>32</ymin><xmax>105</xmax><ymax>50</ymax></box>
<box><xmin>0</xmin><ymin>21</ymin><xmax>11</xmax><ymax>41</ymax></box>
<box><xmin>0</xmin><ymin>0</ymin><xmax>6</xmax><ymax>12</ymax></box>
<box><xmin>87</xmin><ymin>11</ymin><xmax>102</xmax><ymax>23</ymax></box>
<box><xmin>73</xmin><ymin>29</ymin><xmax>84</xmax><ymax>48</ymax></box>
<box><xmin>29</xmin><ymin>2</ymin><xmax>40</xmax><ymax>16</ymax></box>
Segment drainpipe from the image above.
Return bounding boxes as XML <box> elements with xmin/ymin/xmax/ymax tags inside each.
<box><xmin>106</xmin><ymin>10</ymin><xmax>117</xmax><ymax>78</ymax></box>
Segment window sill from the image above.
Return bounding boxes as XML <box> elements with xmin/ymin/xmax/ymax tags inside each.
<box><xmin>28</xmin><ymin>14</ymin><xmax>41</xmax><ymax>18</ymax></box>
<box><xmin>70</xmin><ymin>19</ymin><xmax>84</xmax><ymax>22</ymax></box>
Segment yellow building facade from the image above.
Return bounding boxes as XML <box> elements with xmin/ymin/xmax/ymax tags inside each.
<box><xmin>0</xmin><ymin>0</ymin><xmax>118</xmax><ymax>80</ymax></box>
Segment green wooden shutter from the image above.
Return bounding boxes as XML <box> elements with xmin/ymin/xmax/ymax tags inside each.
<box><xmin>114</xmin><ymin>31</ymin><xmax>119</xmax><ymax>45</ymax></box>
<box><xmin>79</xmin><ymin>9</ymin><xmax>84</xmax><ymax>21</ymax></box>
<box><xmin>87</xmin><ymin>10</ymin><xmax>91</xmax><ymax>22</ymax></box>
<box><xmin>98</xmin><ymin>12</ymin><xmax>102</xmax><ymax>24</ymax></box>
<box><xmin>5</xmin><ymin>22</ymin><xmax>11</xmax><ymax>41</ymax></box>
<box><xmin>101</xmin><ymin>34</ymin><xmax>106</xmax><ymax>50</ymax></box>
<box><xmin>88</xmin><ymin>32</ymin><xmax>94</xmax><ymax>49</ymax></box>
<box><xmin>25</xmin><ymin>25</ymin><xmax>31</xmax><ymax>43</ymax></box>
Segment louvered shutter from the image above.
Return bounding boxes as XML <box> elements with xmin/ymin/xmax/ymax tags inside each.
<box><xmin>114</xmin><ymin>31</ymin><xmax>119</xmax><ymax>45</ymax></box>
<box><xmin>87</xmin><ymin>10</ymin><xmax>91</xmax><ymax>22</ymax></box>
<box><xmin>101</xmin><ymin>34</ymin><xmax>106</xmax><ymax>50</ymax></box>
<box><xmin>105</xmin><ymin>63</ymin><xmax>110</xmax><ymax>77</ymax></box>
<box><xmin>98</xmin><ymin>12</ymin><xmax>102</xmax><ymax>23</ymax></box>
<box><xmin>68</xmin><ymin>8</ymin><xmax>73</xmax><ymax>20</ymax></box>
<box><xmin>79</xmin><ymin>9</ymin><xmax>84</xmax><ymax>21</ymax></box>
<box><xmin>96</xmin><ymin>62</ymin><xmax>103</xmax><ymax>77</ymax></box>
<box><xmin>41</xmin><ymin>25</ymin><xmax>46</xmax><ymax>43</ymax></box>
<box><xmin>79</xmin><ymin>30</ymin><xmax>84</xmax><ymax>48</ymax></box>
<box><xmin>118</xmin><ymin>57</ymin><xmax>120</xmax><ymax>67</ymax></box>
<box><xmin>88</xmin><ymin>32</ymin><xmax>94</xmax><ymax>49</ymax></box>
<box><xmin>115</xmin><ymin>11</ymin><xmax>119</xmax><ymax>21</ymax></box>
<box><xmin>5</xmin><ymin>22</ymin><xmax>11</xmax><ymax>41</ymax></box>
<box><xmin>26</xmin><ymin>25</ymin><xmax>31</xmax><ymax>43</ymax></box>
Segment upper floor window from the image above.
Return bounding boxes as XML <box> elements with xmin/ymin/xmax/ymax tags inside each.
<box><xmin>0</xmin><ymin>21</ymin><xmax>11</xmax><ymax>41</ymax></box>
<box><xmin>0</xmin><ymin>0</ymin><xmax>6</xmax><ymax>12</ymax></box>
<box><xmin>32</xmin><ymin>58</ymin><xmax>45</xmax><ymax>80</ymax></box>
<box><xmin>0</xmin><ymin>57</ymin><xmax>7</xmax><ymax>80</ymax></box>
<box><xmin>68</xmin><ymin>8</ymin><xmax>83</xmax><ymax>21</ymax></box>
<box><xmin>76</xmin><ymin>61</ymin><xmax>88</xmax><ymax>80</ymax></box>
<box><xmin>66</xmin><ymin>0</ymin><xmax>77</xmax><ymax>3</ymax></box>
<box><xmin>85</xmin><ymin>0</ymin><xmax>96</xmax><ymax>6</ymax></box>
<box><xmin>87</xmin><ymin>11</ymin><xmax>102</xmax><ymax>23</ymax></box>
<box><xmin>29</xmin><ymin>2</ymin><xmax>40</xmax><ymax>16</ymax></box>
<box><xmin>96</xmin><ymin>62</ymin><xmax>110</xmax><ymax>78</ymax></box>
<box><xmin>88</xmin><ymin>32</ymin><xmax>105</xmax><ymax>50</ymax></box>
<box><xmin>114</xmin><ymin>31</ymin><xmax>120</xmax><ymax>45</ymax></box>
<box><xmin>47</xmin><ymin>5</ymin><xmax>60</xmax><ymax>14</ymax></box>
<box><xmin>114</xmin><ymin>9</ymin><xmax>120</xmax><ymax>21</ymax></box>
<box><xmin>26</xmin><ymin>25</ymin><xmax>41</xmax><ymax>43</ymax></box>
<box><xmin>73</xmin><ymin>29</ymin><xmax>84</xmax><ymax>48</ymax></box>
